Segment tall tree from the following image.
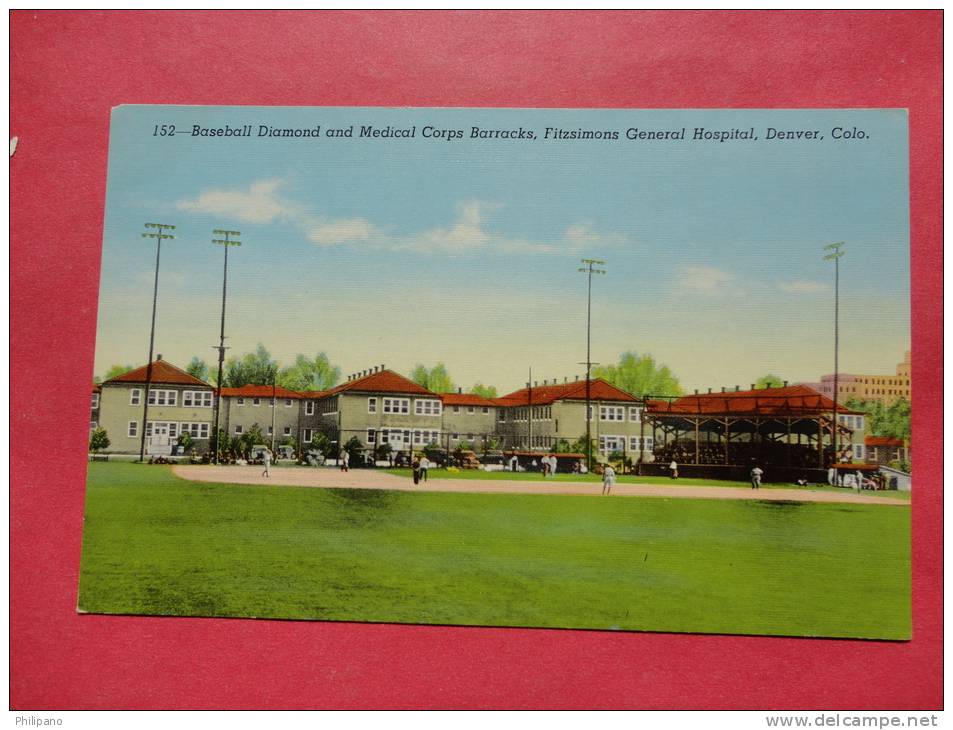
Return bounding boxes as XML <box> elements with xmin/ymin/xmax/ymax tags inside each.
<box><xmin>843</xmin><ymin>397</ymin><xmax>911</xmax><ymax>442</ymax></box>
<box><xmin>186</xmin><ymin>356</ymin><xmax>210</xmax><ymax>383</ymax></box>
<box><xmin>409</xmin><ymin>363</ymin><xmax>455</xmax><ymax>393</ymax></box>
<box><xmin>224</xmin><ymin>344</ymin><xmax>278</xmax><ymax>387</ymax></box>
<box><xmin>469</xmin><ymin>383</ymin><xmax>498</xmax><ymax>399</ymax></box>
<box><xmin>102</xmin><ymin>364</ymin><xmax>135</xmax><ymax>381</ymax></box>
<box><xmin>755</xmin><ymin>374</ymin><xmax>784</xmax><ymax>389</ymax></box>
<box><xmin>278</xmin><ymin>353</ymin><xmax>341</xmax><ymax>392</ymax></box>
<box><xmin>592</xmin><ymin>351</ymin><xmax>682</xmax><ymax>397</ymax></box>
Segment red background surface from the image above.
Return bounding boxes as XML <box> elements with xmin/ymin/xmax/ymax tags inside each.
<box><xmin>10</xmin><ymin>10</ymin><xmax>942</xmax><ymax>709</ymax></box>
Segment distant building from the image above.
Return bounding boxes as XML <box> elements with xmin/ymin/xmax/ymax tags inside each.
<box><xmin>493</xmin><ymin>377</ymin><xmax>647</xmax><ymax>457</ymax></box>
<box><xmin>801</xmin><ymin>351</ymin><xmax>911</xmax><ymax>405</ymax></box>
<box><xmin>96</xmin><ymin>356</ymin><xmax>215</xmax><ymax>455</ymax></box>
<box><xmin>865</xmin><ymin>436</ymin><xmax>909</xmax><ymax>466</ymax></box>
<box><xmin>219</xmin><ymin>385</ymin><xmax>306</xmax><ymax>449</ymax></box>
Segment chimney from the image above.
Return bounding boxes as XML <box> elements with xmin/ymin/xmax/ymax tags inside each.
<box><xmin>735</xmin><ymin>385</ymin><xmax>740</xmax><ymax>392</ymax></box>
<box><xmin>381</xmin><ymin>363</ymin><xmax>385</xmax><ymax>371</ymax></box>
<box><xmin>564</xmin><ymin>377</ymin><xmax>568</xmax><ymax>383</ymax></box>
<box><xmin>457</xmin><ymin>387</ymin><xmax>462</xmax><ymax>394</ymax></box>
<box><xmin>708</xmin><ymin>388</ymin><xmax>712</xmax><ymax>394</ymax></box>
<box><xmin>575</xmin><ymin>375</ymin><xmax>579</xmax><ymax>382</ymax></box>
<box><xmin>783</xmin><ymin>380</ymin><xmax>789</xmax><ymax>387</ymax></box>
<box><xmin>721</xmin><ymin>387</ymin><xmax>726</xmax><ymax>393</ymax></box>
<box><xmin>694</xmin><ymin>389</ymin><xmax>698</xmax><ymax>395</ymax></box>
<box><xmin>534</xmin><ymin>381</ymin><xmax>538</xmax><ymax>387</ymax></box>
<box><xmin>751</xmin><ymin>383</ymin><xmax>756</xmax><ymax>391</ymax></box>
<box><xmin>156</xmin><ymin>354</ymin><xmax>162</xmax><ymax>361</ymax></box>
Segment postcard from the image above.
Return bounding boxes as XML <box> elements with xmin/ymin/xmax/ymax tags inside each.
<box><xmin>79</xmin><ymin>106</ymin><xmax>911</xmax><ymax>639</ymax></box>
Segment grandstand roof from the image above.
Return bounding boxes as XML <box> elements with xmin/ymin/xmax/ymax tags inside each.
<box><xmin>646</xmin><ymin>385</ymin><xmax>864</xmax><ymax>417</ymax></box>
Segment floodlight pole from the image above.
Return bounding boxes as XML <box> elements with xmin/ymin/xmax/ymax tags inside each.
<box><xmin>139</xmin><ymin>223</ymin><xmax>176</xmax><ymax>462</ymax></box>
<box><xmin>823</xmin><ymin>242</ymin><xmax>845</xmax><ymax>473</ymax></box>
<box><xmin>212</xmin><ymin>229</ymin><xmax>242</xmax><ymax>464</ymax></box>
<box><xmin>578</xmin><ymin>258</ymin><xmax>606</xmax><ymax>472</ymax></box>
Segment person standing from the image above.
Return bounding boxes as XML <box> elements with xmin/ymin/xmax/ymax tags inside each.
<box><xmin>510</xmin><ymin>453</ymin><xmax>518</xmax><ymax>472</ymax></box>
<box><xmin>750</xmin><ymin>465</ymin><xmax>763</xmax><ymax>489</ymax></box>
<box><xmin>261</xmin><ymin>448</ymin><xmax>272</xmax><ymax>478</ymax></box>
<box><xmin>420</xmin><ymin>455</ymin><xmax>430</xmax><ymax>482</ymax></box>
<box><xmin>412</xmin><ymin>456</ymin><xmax>421</xmax><ymax>485</ymax></box>
<box><xmin>341</xmin><ymin>449</ymin><xmax>350</xmax><ymax>472</ymax></box>
<box><xmin>669</xmin><ymin>460</ymin><xmax>679</xmax><ymax>479</ymax></box>
<box><xmin>602</xmin><ymin>464</ymin><xmax>616</xmax><ymax>495</ymax></box>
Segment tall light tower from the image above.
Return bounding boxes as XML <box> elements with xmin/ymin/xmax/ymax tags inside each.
<box><xmin>823</xmin><ymin>241</ymin><xmax>845</xmax><ymax>471</ymax></box>
<box><xmin>212</xmin><ymin>229</ymin><xmax>241</xmax><ymax>464</ymax></box>
<box><xmin>139</xmin><ymin>222</ymin><xmax>176</xmax><ymax>462</ymax></box>
<box><xmin>578</xmin><ymin>258</ymin><xmax>606</xmax><ymax>471</ymax></box>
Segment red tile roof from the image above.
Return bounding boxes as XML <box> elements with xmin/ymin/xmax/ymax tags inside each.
<box><xmin>298</xmin><ymin>390</ymin><xmax>330</xmax><ymax>400</ymax></box>
<box><xmin>104</xmin><ymin>360</ymin><xmax>212</xmax><ymax>387</ymax></box>
<box><xmin>496</xmin><ymin>379</ymin><xmax>638</xmax><ymax>407</ymax></box>
<box><xmin>440</xmin><ymin>393</ymin><xmax>497</xmax><ymax>407</ymax></box>
<box><xmin>325</xmin><ymin>369</ymin><xmax>435</xmax><ymax>397</ymax></box>
<box><xmin>220</xmin><ymin>385</ymin><xmax>305</xmax><ymax>399</ymax></box>
<box><xmin>646</xmin><ymin>385</ymin><xmax>864</xmax><ymax>417</ymax></box>
<box><xmin>865</xmin><ymin>436</ymin><xmax>905</xmax><ymax>446</ymax></box>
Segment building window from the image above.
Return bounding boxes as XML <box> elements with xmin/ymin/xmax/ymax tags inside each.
<box><xmin>302</xmin><ymin>429</ymin><xmax>313</xmax><ymax>443</ymax></box>
<box><xmin>91</xmin><ymin>393</ymin><xmax>100</xmax><ymax>409</ymax></box>
<box><xmin>129</xmin><ymin>389</ymin><xmax>142</xmax><ymax>406</ymax></box>
<box><xmin>384</xmin><ymin>398</ymin><xmax>410</xmax><ymax>414</ymax></box>
<box><xmin>234</xmin><ymin>425</ymin><xmax>243</xmax><ymax>435</ymax></box>
<box><xmin>253</xmin><ymin>398</ymin><xmax>261</xmax><ymax>406</ymax></box>
<box><xmin>181</xmin><ymin>423</ymin><xmax>211</xmax><ymax>439</ymax></box>
<box><xmin>600</xmin><ymin>406</ymin><xmax>624</xmax><ymax>421</ymax></box>
<box><xmin>414</xmin><ymin>399</ymin><xmax>442</xmax><ymax>416</ymax></box>
<box><xmin>128</xmin><ymin>421</ymin><xmax>138</xmax><ymax>437</ymax></box>
<box><xmin>368</xmin><ymin>397</ymin><xmax>377</xmax><ymax>413</ymax></box>
<box><xmin>367</xmin><ymin>429</ymin><xmax>376</xmax><ymax>444</ymax></box>
<box><xmin>467</xmin><ymin>406</ymin><xmax>475</xmax><ymax>414</ymax></box>
<box><xmin>237</xmin><ymin>397</ymin><xmax>245</xmax><ymax>406</ymax></box>
<box><xmin>305</xmin><ymin>401</ymin><xmax>314</xmax><ymax>415</ymax></box>
<box><xmin>628</xmin><ymin>407</ymin><xmax>642</xmax><ymax>422</ymax></box>
<box><xmin>587</xmin><ymin>405</ymin><xmax>593</xmax><ymax>421</ymax></box>
<box><xmin>183</xmin><ymin>391</ymin><xmax>213</xmax><ymax>408</ymax></box>
<box><xmin>267</xmin><ymin>426</ymin><xmax>274</xmax><ymax>435</ymax></box>
<box><xmin>283</xmin><ymin>426</ymin><xmax>291</xmax><ymax>436</ymax></box>
<box><xmin>482</xmin><ymin>407</ymin><xmax>489</xmax><ymax>414</ymax></box>
<box><xmin>498</xmin><ymin>410</ymin><xmax>506</xmax><ymax>421</ymax></box>
<box><xmin>644</xmin><ymin>436</ymin><xmax>654</xmax><ymax>451</ymax></box>
<box><xmin>148</xmin><ymin>389</ymin><xmax>178</xmax><ymax>406</ymax></box>
<box><xmin>453</xmin><ymin>405</ymin><xmax>460</xmax><ymax>413</ymax></box>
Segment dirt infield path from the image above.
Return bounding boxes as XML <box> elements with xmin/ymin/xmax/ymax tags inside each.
<box><xmin>172</xmin><ymin>465</ymin><xmax>906</xmax><ymax>505</ymax></box>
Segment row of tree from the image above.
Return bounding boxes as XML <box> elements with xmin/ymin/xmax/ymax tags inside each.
<box><xmin>96</xmin><ymin>348</ymin><xmax>690</xmax><ymax>397</ymax></box>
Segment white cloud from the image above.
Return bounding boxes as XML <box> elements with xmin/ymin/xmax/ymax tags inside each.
<box><xmin>307</xmin><ymin>218</ymin><xmax>381</xmax><ymax>245</ymax></box>
<box><xmin>678</xmin><ymin>264</ymin><xmax>735</xmax><ymax>292</ymax></box>
<box><xmin>778</xmin><ymin>279</ymin><xmax>829</xmax><ymax>294</ymax></box>
<box><xmin>176</xmin><ymin>178</ymin><xmax>294</xmax><ymax>224</ymax></box>
<box><xmin>175</xmin><ymin>181</ymin><xmax>624</xmax><ymax>256</ymax></box>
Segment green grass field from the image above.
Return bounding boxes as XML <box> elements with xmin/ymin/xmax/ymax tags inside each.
<box><xmin>78</xmin><ymin>462</ymin><xmax>911</xmax><ymax>639</ymax></box>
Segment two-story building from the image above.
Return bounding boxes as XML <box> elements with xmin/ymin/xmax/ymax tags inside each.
<box><xmin>219</xmin><ymin>385</ymin><xmax>305</xmax><ymax>448</ymax></box>
<box><xmin>96</xmin><ymin>357</ymin><xmax>216</xmax><ymax>455</ymax></box>
<box><xmin>301</xmin><ymin>366</ymin><xmax>444</xmax><ymax>456</ymax></box>
<box><xmin>439</xmin><ymin>391</ymin><xmax>498</xmax><ymax>450</ymax></box>
<box><xmin>493</xmin><ymin>377</ymin><xmax>649</xmax><ymax>457</ymax></box>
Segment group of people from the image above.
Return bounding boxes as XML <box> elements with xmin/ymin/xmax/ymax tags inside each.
<box><xmin>411</xmin><ymin>455</ymin><xmax>431</xmax><ymax>485</ymax></box>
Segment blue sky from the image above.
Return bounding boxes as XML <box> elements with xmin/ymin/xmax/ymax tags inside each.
<box><xmin>96</xmin><ymin>106</ymin><xmax>910</xmax><ymax>393</ymax></box>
